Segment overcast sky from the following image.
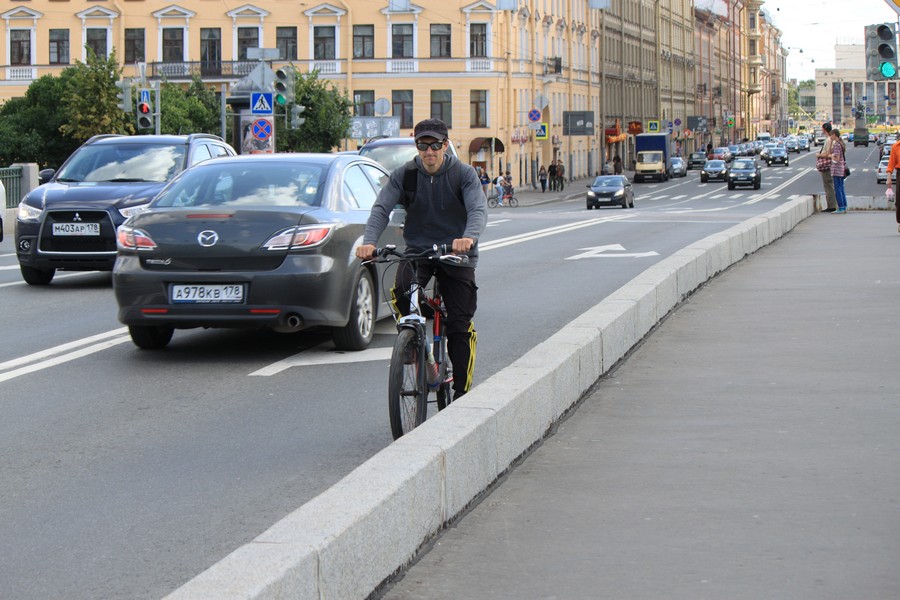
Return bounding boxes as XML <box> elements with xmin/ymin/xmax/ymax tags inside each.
<box><xmin>760</xmin><ymin>0</ymin><xmax>898</xmax><ymax>81</ymax></box>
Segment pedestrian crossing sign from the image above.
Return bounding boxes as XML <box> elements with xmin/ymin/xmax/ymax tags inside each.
<box><xmin>535</xmin><ymin>122</ymin><xmax>548</xmax><ymax>140</ymax></box>
<box><xmin>647</xmin><ymin>120</ymin><xmax>660</xmax><ymax>132</ymax></box>
<box><xmin>251</xmin><ymin>92</ymin><xmax>274</xmax><ymax>115</ymax></box>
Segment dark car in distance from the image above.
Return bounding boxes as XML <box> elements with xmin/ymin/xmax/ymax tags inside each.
<box><xmin>585</xmin><ymin>175</ymin><xmax>634</xmax><ymax>209</ymax></box>
<box><xmin>727</xmin><ymin>159</ymin><xmax>762</xmax><ymax>190</ymax></box>
<box><xmin>766</xmin><ymin>147</ymin><xmax>789</xmax><ymax>166</ymax></box>
<box><xmin>700</xmin><ymin>160</ymin><xmax>728</xmax><ymax>183</ymax></box>
<box><xmin>15</xmin><ymin>134</ymin><xmax>235</xmax><ymax>285</ymax></box>
<box><xmin>358</xmin><ymin>135</ymin><xmax>458</xmax><ymax>173</ymax></box>
<box><xmin>113</xmin><ymin>153</ymin><xmax>403</xmax><ymax>351</ymax></box>
<box><xmin>687</xmin><ymin>151</ymin><xmax>707</xmax><ymax>170</ymax></box>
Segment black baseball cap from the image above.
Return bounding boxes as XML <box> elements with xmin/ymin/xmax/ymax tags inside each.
<box><xmin>414</xmin><ymin>118</ymin><xmax>449</xmax><ymax>141</ymax></box>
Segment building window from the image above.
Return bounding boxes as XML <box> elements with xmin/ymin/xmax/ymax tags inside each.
<box><xmin>49</xmin><ymin>29</ymin><xmax>69</xmax><ymax>65</ymax></box>
<box><xmin>392</xmin><ymin>24</ymin><xmax>414</xmax><ymax>58</ymax></box>
<box><xmin>393</xmin><ymin>89</ymin><xmax>414</xmax><ymax>128</ymax></box>
<box><xmin>749</xmin><ymin>39</ymin><xmax>756</xmax><ymax>56</ymax></box>
<box><xmin>431</xmin><ymin>24</ymin><xmax>451</xmax><ymax>58</ymax></box>
<box><xmin>124</xmin><ymin>29</ymin><xmax>143</xmax><ymax>64</ymax></box>
<box><xmin>276</xmin><ymin>27</ymin><xmax>297</xmax><ymax>60</ymax></box>
<box><xmin>10</xmin><ymin>30</ymin><xmax>30</xmax><ymax>66</ymax></box>
<box><xmin>431</xmin><ymin>90</ymin><xmax>452</xmax><ymax>126</ymax></box>
<box><xmin>470</xmin><ymin>23</ymin><xmax>487</xmax><ymax>58</ymax></box>
<box><xmin>354</xmin><ymin>90</ymin><xmax>375</xmax><ymax>116</ymax></box>
<box><xmin>238</xmin><ymin>27</ymin><xmax>259</xmax><ymax>60</ymax></box>
<box><xmin>353</xmin><ymin>25</ymin><xmax>374</xmax><ymax>59</ymax></box>
<box><xmin>200</xmin><ymin>28</ymin><xmax>221</xmax><ymax>75</ymax></box>
<box><xmin>314</xmin><ymin>26</ymin><xmax>336</xmax><ymax>60</ymax></box>
<box><xmin>162</xmin><ymin>28</ymin><xmax>184</xmax><ymax>62</ymax></box>
<box><xmin>86</xmin><ymin>28</ymin><xmax>107</xmax><ymax>59</ymax></box>
<box><xmin>470</xmin><ymin>90</ymin><xmax>487</xmax><ymax>128</ymax></box>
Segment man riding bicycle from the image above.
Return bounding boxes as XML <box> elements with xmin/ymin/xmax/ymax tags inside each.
<box><xmin>355</xmin><ymin>118</ymin><xmax>487</xmax><ymax>400</ymax></box>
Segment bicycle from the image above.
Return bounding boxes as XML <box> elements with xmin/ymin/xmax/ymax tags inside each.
<box><xmin>369</xmin><ymin>244</ymin><xmax>467</xmax><ymax>439</ymax></box>
<box><xmin>487</xmin><ymin>188</ymin><xmax>519</xmax><ymax>209</ymax></box>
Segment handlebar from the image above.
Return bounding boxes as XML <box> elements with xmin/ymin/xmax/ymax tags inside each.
<box><xmin>370</xmin><ymin>244</ymin><xmax>469</xmax><ymax>265</ymax></box>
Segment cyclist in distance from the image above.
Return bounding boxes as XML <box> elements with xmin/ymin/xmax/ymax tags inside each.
<box><xmin>356</xmin><ymin>118</ymin><xmax>487</xmax><ymax>400</ymax></box>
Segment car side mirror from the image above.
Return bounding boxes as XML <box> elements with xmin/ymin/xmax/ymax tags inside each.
<box><xmin>39</xmin><ymin>168</ymin><xmax>55</xmax><ymax>185</ymax></box>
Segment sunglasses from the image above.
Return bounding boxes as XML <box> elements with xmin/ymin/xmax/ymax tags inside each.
<box><xmin>416</xmin><ymin>141</ymin><xmax>445</xmax><ymax>151</ymax></box>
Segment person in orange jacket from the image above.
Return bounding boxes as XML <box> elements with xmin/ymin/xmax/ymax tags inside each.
<box><xmin>884</xmin><ymin>135</ymin><xmax>900</xmax><ymax>234</ymax></box>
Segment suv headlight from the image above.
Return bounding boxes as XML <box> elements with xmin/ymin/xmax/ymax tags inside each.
<box><xmin>17</xmin><ymin>201</ymin><xmax>42</xmax><ymax>222</ymax></box>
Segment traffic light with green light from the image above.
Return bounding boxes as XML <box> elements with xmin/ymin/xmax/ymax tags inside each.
<box><xmin>866</xmin><ymin>23</ymin><xmax>898</xmax><ymax>81</ymax></box>
<box><xmin>274</xmin><ymin>67</ymin><xmax>296</xmax><ymax>106</ymax></box>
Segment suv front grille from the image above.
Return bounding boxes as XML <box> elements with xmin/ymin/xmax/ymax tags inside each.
<box><xmin>38</xmin><ymin>210</ymin><xmax>117</xmax><ymax>254</ymax></box>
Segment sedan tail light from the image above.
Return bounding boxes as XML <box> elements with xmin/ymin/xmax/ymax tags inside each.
<box><xmin>117</xmin><ymin>225</ymin><xmax>157</xmax><ymax>251</ymax></box>
<box><xmin>263</xmin><ymin>224</ymin><xmax>336</xmax><ymax>251</ymax></box>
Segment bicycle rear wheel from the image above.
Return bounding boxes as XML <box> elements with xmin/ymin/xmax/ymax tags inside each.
<box><xmin>487</xmin><ymin>197</ymin><xmax>498</xmax><ymax>208</ymax></box>
<box><xmin>508</xmin><ymin>196</ymin><xmax>519</xmax><ymax>208</ymax></box>
<box><xmin>388</xmin><ymin>328</ymin><xmax>428</xmax><ymax>439</ymax></box>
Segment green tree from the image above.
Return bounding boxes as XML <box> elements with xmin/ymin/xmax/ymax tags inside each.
<box><xmin>276</xmin><ymin>69</ymin><xmax>351</xmax><ymax>152</ymax></box>
<box><xmin>0</xmin><ymin>73</ymin><xmax>81</xmax><ymax>168</ymax></box>
<box><xmin>59</xmin><ymin>48</ymin><xmax>133</xmax><ymax>139</ymax></box>
<box><xmin>158</xmin><ymin>77</ymin><xmax>221</xmax><ymax>135</ymax></box>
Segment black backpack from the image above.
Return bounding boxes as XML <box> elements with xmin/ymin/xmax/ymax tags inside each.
<box><xmin>401</xmin><ymin>160</ymin><xmax>463</xmax><ymax>208</ymax></box>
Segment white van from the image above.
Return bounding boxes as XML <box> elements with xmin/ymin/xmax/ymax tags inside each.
<box><xmin>756</xmin><ymin>132</ymin><xmax>772</xmax><ymax>143</ymax></box>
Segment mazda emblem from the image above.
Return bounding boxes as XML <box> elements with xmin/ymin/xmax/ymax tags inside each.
<box><xmin>197</xmin><ymin>230</ymin><xmax>219</xmax><ymax>247</ymax></box>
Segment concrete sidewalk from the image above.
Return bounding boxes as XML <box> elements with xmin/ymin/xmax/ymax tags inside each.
<box><xmin>379</xmin><ymin>211</ymin><xmax>900</xmax><ymax>599</ymax></box>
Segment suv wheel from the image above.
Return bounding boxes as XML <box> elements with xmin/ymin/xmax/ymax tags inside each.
<box><xmin>20</xmin><ymin>265</ymin><xmax>55</xmax><ymax>285</ymax></box>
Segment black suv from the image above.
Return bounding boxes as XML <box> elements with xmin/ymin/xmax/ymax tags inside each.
<box><xmin>15</xmin><ymin>134</ymin><xmax>235</xmax><ymax>285</ymax></box>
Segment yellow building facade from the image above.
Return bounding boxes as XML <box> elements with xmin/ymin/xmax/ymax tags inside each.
<box><xmin>0</xmin><ymin>0</ymin><xmax>783</xmax><ymax>182</ymax></box>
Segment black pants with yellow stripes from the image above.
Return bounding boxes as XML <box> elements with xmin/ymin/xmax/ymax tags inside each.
<box><xmin>392</xmin><ymin>263</ymin><xmax>478</xmax><ymax>396</ymax></box>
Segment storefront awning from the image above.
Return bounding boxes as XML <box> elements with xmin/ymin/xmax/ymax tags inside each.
<box><xmin>468</xmin><ymin>137</ymin><xmax>506</xmax><ymax>153</ymax></box>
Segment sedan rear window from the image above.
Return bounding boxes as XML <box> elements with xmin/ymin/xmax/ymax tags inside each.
<box><xmin>154</xmin><ymin>162</ymin><xmax>326</xmax><ymax>208</ymax></box>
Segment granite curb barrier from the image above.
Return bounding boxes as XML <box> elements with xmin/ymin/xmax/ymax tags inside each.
<box><xmin>166</xmin><ymin>196</ymin><xmax>815</xmax><ymax>600</ymax></box>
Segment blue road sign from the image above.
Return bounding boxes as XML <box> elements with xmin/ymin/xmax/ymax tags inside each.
<box><xmin>140</xmin><ymin>89</ymin><xmax>151</xmax><ymax>104</ymax></box>
<box><xmin>251</xmin><ymin>92</ymin><xmax>274</xmax><ymax>115</ymax></box>
<box><xmin>528</xmin><ymin>108</ymin><xmax>542</xmax><ymax>122</ymax></box>
<box><xmin>251</xmin><ymin>118</ymin><xmax>273</xmax><ymax>140</ymax></box>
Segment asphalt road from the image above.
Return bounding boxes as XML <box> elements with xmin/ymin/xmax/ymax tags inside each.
<box><xmin>0</xmin><ymin>146</ymin><xmax>877</xmax><ymax>599</ymax></box>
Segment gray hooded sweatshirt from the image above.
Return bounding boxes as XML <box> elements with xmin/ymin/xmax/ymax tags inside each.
<box><xmin>363</xmin><ymin>154</ymin><xmax>487</xmax><ymax>267</ymax></box>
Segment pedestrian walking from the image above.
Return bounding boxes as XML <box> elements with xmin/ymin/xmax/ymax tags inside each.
<box><xmin>557</xmin><ymin>161</ymin><xmax>565</xmax><ymax>191</ymax></box>
<box><xmin>539</xmin><ymin>166</ymin><xmax>548</xmax><ymax>192</ymax></box>
<box><xmin>479</xmin><ymin>168</ymin><xmax>491</xmax><ymax>198</ymax></box>
<box><xmin>830</xmin><ymin>127</ymin><xmax>848</xmax><ymax>214</ymax></box>
<box><xmin>816</xmin><ymin>122</ymin><xmax>838</xmax><ymax>212</ymax></box>
<box><xmin>613</xmin><ymin>155</ymin><xmax>623</xmax><ymax>175</ymax></box>
<box><xmin>548</xmin><ymin>162</ymin><xmax>558</xmax><ymax>192</ymax></box>
<box><xmin>884</xmin><ymin>134</ymin><xmax>900</xmax><ymax>234</ymax></box>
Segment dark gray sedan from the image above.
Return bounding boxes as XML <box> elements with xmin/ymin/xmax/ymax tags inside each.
<box><xmin>700</xmin><ymin>160</ymin><xmax>728</xmax><ymax>183</ymax></box>
<box><xmin>113</xmin><ymin>153</ymin><xmax>403</xmax><ymax>350</ymax></box>
<box><xmin>586</xmin><ymin>175</ymin><xmax>634</xmax><ymax>209</ymax></box>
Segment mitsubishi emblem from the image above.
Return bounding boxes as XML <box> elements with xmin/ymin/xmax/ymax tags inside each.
<box><xmin>73</xmin><ymin>213</ymin><xmax>82</xmax><ymax>222</ymax></box>
<box><xmin>197</xmin><ymin>230</ymin><xmax>219</xmax><ymax>247</ymax></box>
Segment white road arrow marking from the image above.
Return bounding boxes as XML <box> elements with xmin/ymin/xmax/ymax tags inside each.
<box><xmin>250</xmin><ymin>345</ymin><xmax>394</xmax><ymax>376</ymax></box>
<box><xmin>566</xmin><ymin>244</ymin><xmax>660</xmax><ymax>260</ymax></box>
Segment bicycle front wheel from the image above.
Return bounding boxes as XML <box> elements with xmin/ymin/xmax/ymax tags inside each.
<box><xmin>508</xmin><ymin>196</ymin><xmax>519</xmax><ymax>208</ymax></box>
<box><xmin>388</xmin><ymin>328</ymin><xmax>428</xmax><ymax>439</ymax></box>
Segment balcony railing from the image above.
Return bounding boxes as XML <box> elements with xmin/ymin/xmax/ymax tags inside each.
<box><xmin>148</xmin><ymin>60</ymin><xmax>257</xmax><ymax>80</ymax></box>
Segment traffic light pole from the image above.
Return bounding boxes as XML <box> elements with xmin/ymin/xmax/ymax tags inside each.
<box><xmin>154</xmin><ymin>83</ymin><xmax>161</xmax><ymax>135</ymax></box>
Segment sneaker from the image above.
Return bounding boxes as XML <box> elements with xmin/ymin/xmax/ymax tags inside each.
<box><xmin>834</xmin><ymin>208</ymin><xmax>847</xmax><ymax>214</ymax></box>
<box><xmin>823</xmin><ymin>207</ymin><xmax>836</xmax><ymax>213</ymax></box>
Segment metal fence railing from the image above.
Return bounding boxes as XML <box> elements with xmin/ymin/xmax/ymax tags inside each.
<box><xmin>0</xmin><ymin>166</ymin><xmax>22</xmax><ymax>209</ymax></box>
